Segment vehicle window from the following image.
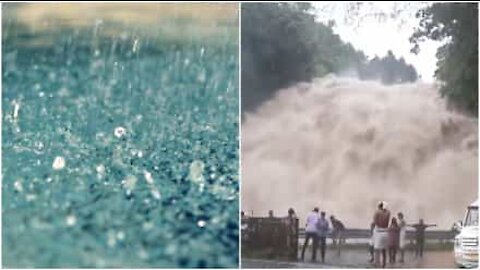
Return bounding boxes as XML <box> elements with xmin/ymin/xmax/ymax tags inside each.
<box><xmin>465</xmin><ymin>207</ymin><xmax>479</xmax><ymax>226</ymax></box>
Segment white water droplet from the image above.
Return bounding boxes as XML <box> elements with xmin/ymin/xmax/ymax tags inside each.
<box><xmin>96</xmin><ymin>164</ymin><xmax>105</xmax><ymax>174</ymax></box>
<box><xmin>189</xmin><ymin>160</ymin><xmax>205</xmax><ymax>182</ymax></box>
<box><xmin>114</xmin><ymin>126</ymin><xmax>127</xmax><ymax>138</ymax></box>
<box><xmin>116</xmin><ymin>231</ymin><xmax>125</xmax><ymax>240</ymax></box>
<box><xmin>197</xmin><ymin>220</ymin><xmax>206</xmax><ymax>228</ymax></box>
<box><xmin>107</xmin><ymin>231</ymin><xmax>116</xmax><ymax>247</ymax></box>
<box><xmin>138</xmin><ymin>249</ymin><xmax>149</xmax><ymax>259</ymax></box>
<box><xmin>13</xmin><ymin>180</ymin><xmax>23</xmax><ymax>192</ymax></box>
<box><xmin>143</xmin><ymin>221</ymin><xmax>154</xmax><ymax>231</ymax></box>
<box><xmin>151</xmin><ymin>189</ymin><xmax>161</xmax><ymax>200</ymax></box>
<box><xmin>132</xmin><ymin>39</ymin><xmax>140</xmax><ymax>53</ymax></box>
<box><xmin>123</xmin><ymin>175</ymin><xmax>137</xmax><ymax>192</ymax></box>
<box><xmin>66</xmin><ymin>215</ymin><xmax>76</xmax><ymax>227</ymax></box>
<box><xmin>12</xmin><ymin>100</ymin><xmax>20</xmax><ymax>121</ymax></box>
<box><xmin>143</xmin><ymin>170</ymin><xmax>154</xmax><ymax>184</ymax></box>
<box><xmin>52</xmin><ymin>156</ymin><xmax>66</xmax><ymax>170</ymax></box>
<box><xmin>25</xmin><ymin>194</ymin><xmax>37</xmax><ymax>202</ymax></box>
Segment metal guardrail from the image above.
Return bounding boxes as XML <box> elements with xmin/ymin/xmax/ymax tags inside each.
<box><xmin>298</xmin><ymin>228</ymin><xmax>456</xmax><ymax>242</ymax></box>
<box><xmin>242</xmin><ymin>217</ymin><xmax>457</xmax><ymax>261</ymax></box>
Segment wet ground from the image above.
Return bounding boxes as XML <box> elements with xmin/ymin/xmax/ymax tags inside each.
<box><xmin>2</xmin><ymin>4</ymin><xmax>239</xmax><ymax>268</ymax></box>
<box><xmin>242</xmin><ymin>249</ymin><xmax>457</xmax><ymax>268</ymax></box>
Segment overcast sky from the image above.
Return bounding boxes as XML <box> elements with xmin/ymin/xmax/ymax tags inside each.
<box><xmin>313</xmin><ymin>2</ymin><xmax>443</xmax><ymax>82</ymax></box>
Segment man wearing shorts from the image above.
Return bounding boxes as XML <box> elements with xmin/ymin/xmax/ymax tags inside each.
<box><xmin>373</xmin><ymin>201</ymin><xmax>390</xmax><ymax>268</ymax></box>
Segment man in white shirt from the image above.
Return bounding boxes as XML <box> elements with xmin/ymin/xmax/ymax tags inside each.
<box><xmin>300</xmin><ymin>207</ymin><xmax>320</xmax><ymax>262</ymax></box>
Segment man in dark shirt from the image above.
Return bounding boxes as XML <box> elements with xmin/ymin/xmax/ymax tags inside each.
<box><xmin>317</xmin><ymin>212</ymin><xmax>330</xmax><ymax>263</ymax></box>
<box><xmin>408</xmin><ymin>219</ymin><xmax>436</xmax><ymax>258</ymax></box>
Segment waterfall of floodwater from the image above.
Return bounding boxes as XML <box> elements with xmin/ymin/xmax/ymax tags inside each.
<box><xmin>242</xmin><ymin>76</ymin><xmax>478</xmax><ymax>229</ymax></box>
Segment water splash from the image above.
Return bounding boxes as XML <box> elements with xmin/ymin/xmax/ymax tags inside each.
<box><xmin>242</xmin><ymin>76</ymin><xmax>478</xmax><ymax>228</ymax></box>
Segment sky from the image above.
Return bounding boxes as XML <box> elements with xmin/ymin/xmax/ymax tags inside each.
<box><xmin>313</xmin><ymin>2</ymin><xmax>443</xmax><ymax>82</ymax></box>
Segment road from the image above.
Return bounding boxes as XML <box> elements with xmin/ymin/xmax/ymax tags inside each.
<box><xmin>242</xmin><ymin>249</ymin><xmax>457</xmax><ymax>268</ymax></box>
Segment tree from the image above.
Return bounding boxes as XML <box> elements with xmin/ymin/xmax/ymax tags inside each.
<box><xmin>411</xmin><ymin>3</ymin><xmax>478</xmax><ymax>116</ymax></box>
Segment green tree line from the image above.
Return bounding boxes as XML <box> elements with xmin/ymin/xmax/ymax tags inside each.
<box><xmin>242</xmin><ymin>3</ymin><xmax>477</xmax><ymax>117</ymax></box>
<box><xmin>242</xmin><ymin>3</ymin><xmax>418</xmax><ymax>111</ymax></box>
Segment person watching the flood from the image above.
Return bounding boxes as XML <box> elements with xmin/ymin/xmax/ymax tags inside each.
<box><xmin>317</xmin><ymin>211</ymin><xmax>329</xmax><ymax>263</ymax></box>
<box><xmin>368</xmin><ymin>222</ymin><xmax>375</xmax><ymax>263</ymax></box>
<box><xmin>409</xmin><ymin>219</ymin><xmax>436</xmax><ymax>258</ymax></box>
<box><xmin>284</xmin><ymin>208</ymin><xmax>298</xmax><ymax>260</ymax></box>
<box><xmin>330</xmin><ymin>215</ymin><xmax>346</xmax><ymax>255</ymax></box>
<box><xmin>397</xmin><ymin>212</ymin><xmax>407</xmax><ymax>263</ymax></box>
<box><xmin>373</xmin><ymin>201</ymin><xmax>390</xmax><ymax>268</ymax></box>
<box><xmin>388</xmin><ymin>217</ymin><xmax>400</xmax><ymax>265</ymax></box>
<box><xmin>301</xmin><ymin>207</ymin><xmax>320</xmax><ymax>262</ymax></box>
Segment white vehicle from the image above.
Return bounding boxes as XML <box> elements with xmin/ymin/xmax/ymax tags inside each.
<box><xmin>454</xmin><ymin>200</ymin><xmax>478</xmax><ymax>268</ymax></box>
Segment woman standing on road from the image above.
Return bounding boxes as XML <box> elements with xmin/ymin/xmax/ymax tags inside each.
<box><xmin>397</xmin><ymin>212</ymin><xmax>407</xmax><ymax>263</ymax></box>
<box><xmin>388</xmin><ymin>217</ymin><xmax>401</xmax><ymax>264</ymax></box>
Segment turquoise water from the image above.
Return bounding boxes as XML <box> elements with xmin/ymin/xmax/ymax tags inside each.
<box><xmin>2</xmin><ymin>11</ymin><xmax>239</xmax><ymax>268</ymax></box>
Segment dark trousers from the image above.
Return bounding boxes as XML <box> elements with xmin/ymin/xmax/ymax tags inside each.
<box><xmin>318</xmin><ymin>236</ymin><xmax>327</xmax><ymax>262</ymax></box>
<box><xmin>388</xmin><ymin>246</ymin><xmax>397</xmax><ymax>263</ymax></box>
<box><xmin>301</xmin><ymin>232</ymin><xmax>318</xmax><ymax>261</ymax></box>
<box><xmin>415</xmin><ymin>238</ymin><xmax>424</xmax><ymax>257</ymax></box>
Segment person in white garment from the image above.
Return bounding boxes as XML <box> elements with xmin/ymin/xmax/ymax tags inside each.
<box><xmin>300</xmin><ymin>207</ymin><xmax>320</xmax><ymax>262</ymax></box>
<box><xmin>373</xmin><ymin>201</ymin><xmax>391</xmax><ymax>268</ymax></box>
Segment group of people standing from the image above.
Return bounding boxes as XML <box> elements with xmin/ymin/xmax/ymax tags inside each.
<box><xmin>299</xmin><ymin>202</ymin><xmax>437</xmax><ymax>267</ymax></box>
<box><xmin>371</xmin><ymin>201</ymin><xmax>436</xmax><ymax>268</ymax></box>
<box><xmin>299</xmin><ymin>207</ymin><xmax>345</xmax><ymax>263</ymax></box>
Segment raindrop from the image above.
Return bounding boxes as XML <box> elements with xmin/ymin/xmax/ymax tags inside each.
<box><xmin>107</xmin><ymin>231</ymin><xmax>116</xmax><ymax>247</ymax></box>
<box><xmin>116</xmin><ymin>231</ymin><xmax>125</xmax><ymax>240</ymax></box>
<box><xmin>25</xmin><ymin>194</ymin><xmax>37</xmax><ymax>202</ymax></box>
<box><xmin>138</xmin><ymin>249</ymin><xmax>149</xmax><ymax>259</ymax></box>
<box><xmin>151</xmin><ymin>189</ymin><xmax>161</xmax><ymax>200</ymax></box>
<box><xmin>189</xmin><ymin>160</ymin><xmax>205</xmax><ymax>182</ymax></box>
<box><xmin>52</xmin><ymin>156</ymin><xmax>66</xmax><ymax>170</ymax></box>
<box><xmin>13</xmin><ymin>180</ymin><xmax>23</xmax><ymax>192</ymax></box>
<box><xmin>143</xmin><ymin>221</ymin><xmax>154</xmax><ymax>231</ymax></box>
<box><xmin>12</xmin><ymin>100</ymin><xmax>20</xmax><ymax>121</ymax></box>
<box><xmin>197</xmin><ymin>220</ymin><xmax>206</xmax><ymax>228</ymax></box>
<box><xmin>123</xmin><ymin>175</ymin><xmax>137</xmax><ymax>192</ymax></box>
<box><xmin>143</xmin><ymin>170</ymin><xmax>154</xmax><ymax>184</ymax></box>
<box><xmin>66</xmin><ymin>215</ymin><xmax>76</xmax><ymax>227</ymax></box>
<box><xmin>132</xmin><ymin>39</ymin><xmax>140</xmax><ymax>53</ymax></box>
<box><xmin>34</xmin><ymin>141</ymin><xmax>44</xmax><ymax>151</ymax></box>
<box><xmin>114</xmin><ymin>126</ymin><xmax>127</xmax><ymax>138</ymax></box>
<box><xmin>96</xmin><ymin>164</ymin><xmax>106</xmax><ymax>174</ymax></box>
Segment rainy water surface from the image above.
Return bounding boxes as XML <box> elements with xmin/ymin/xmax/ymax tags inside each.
<box><xmin>2</xmin><ymin>3</ymin><xmax>239</xmax><ymax>268</ymax></box>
